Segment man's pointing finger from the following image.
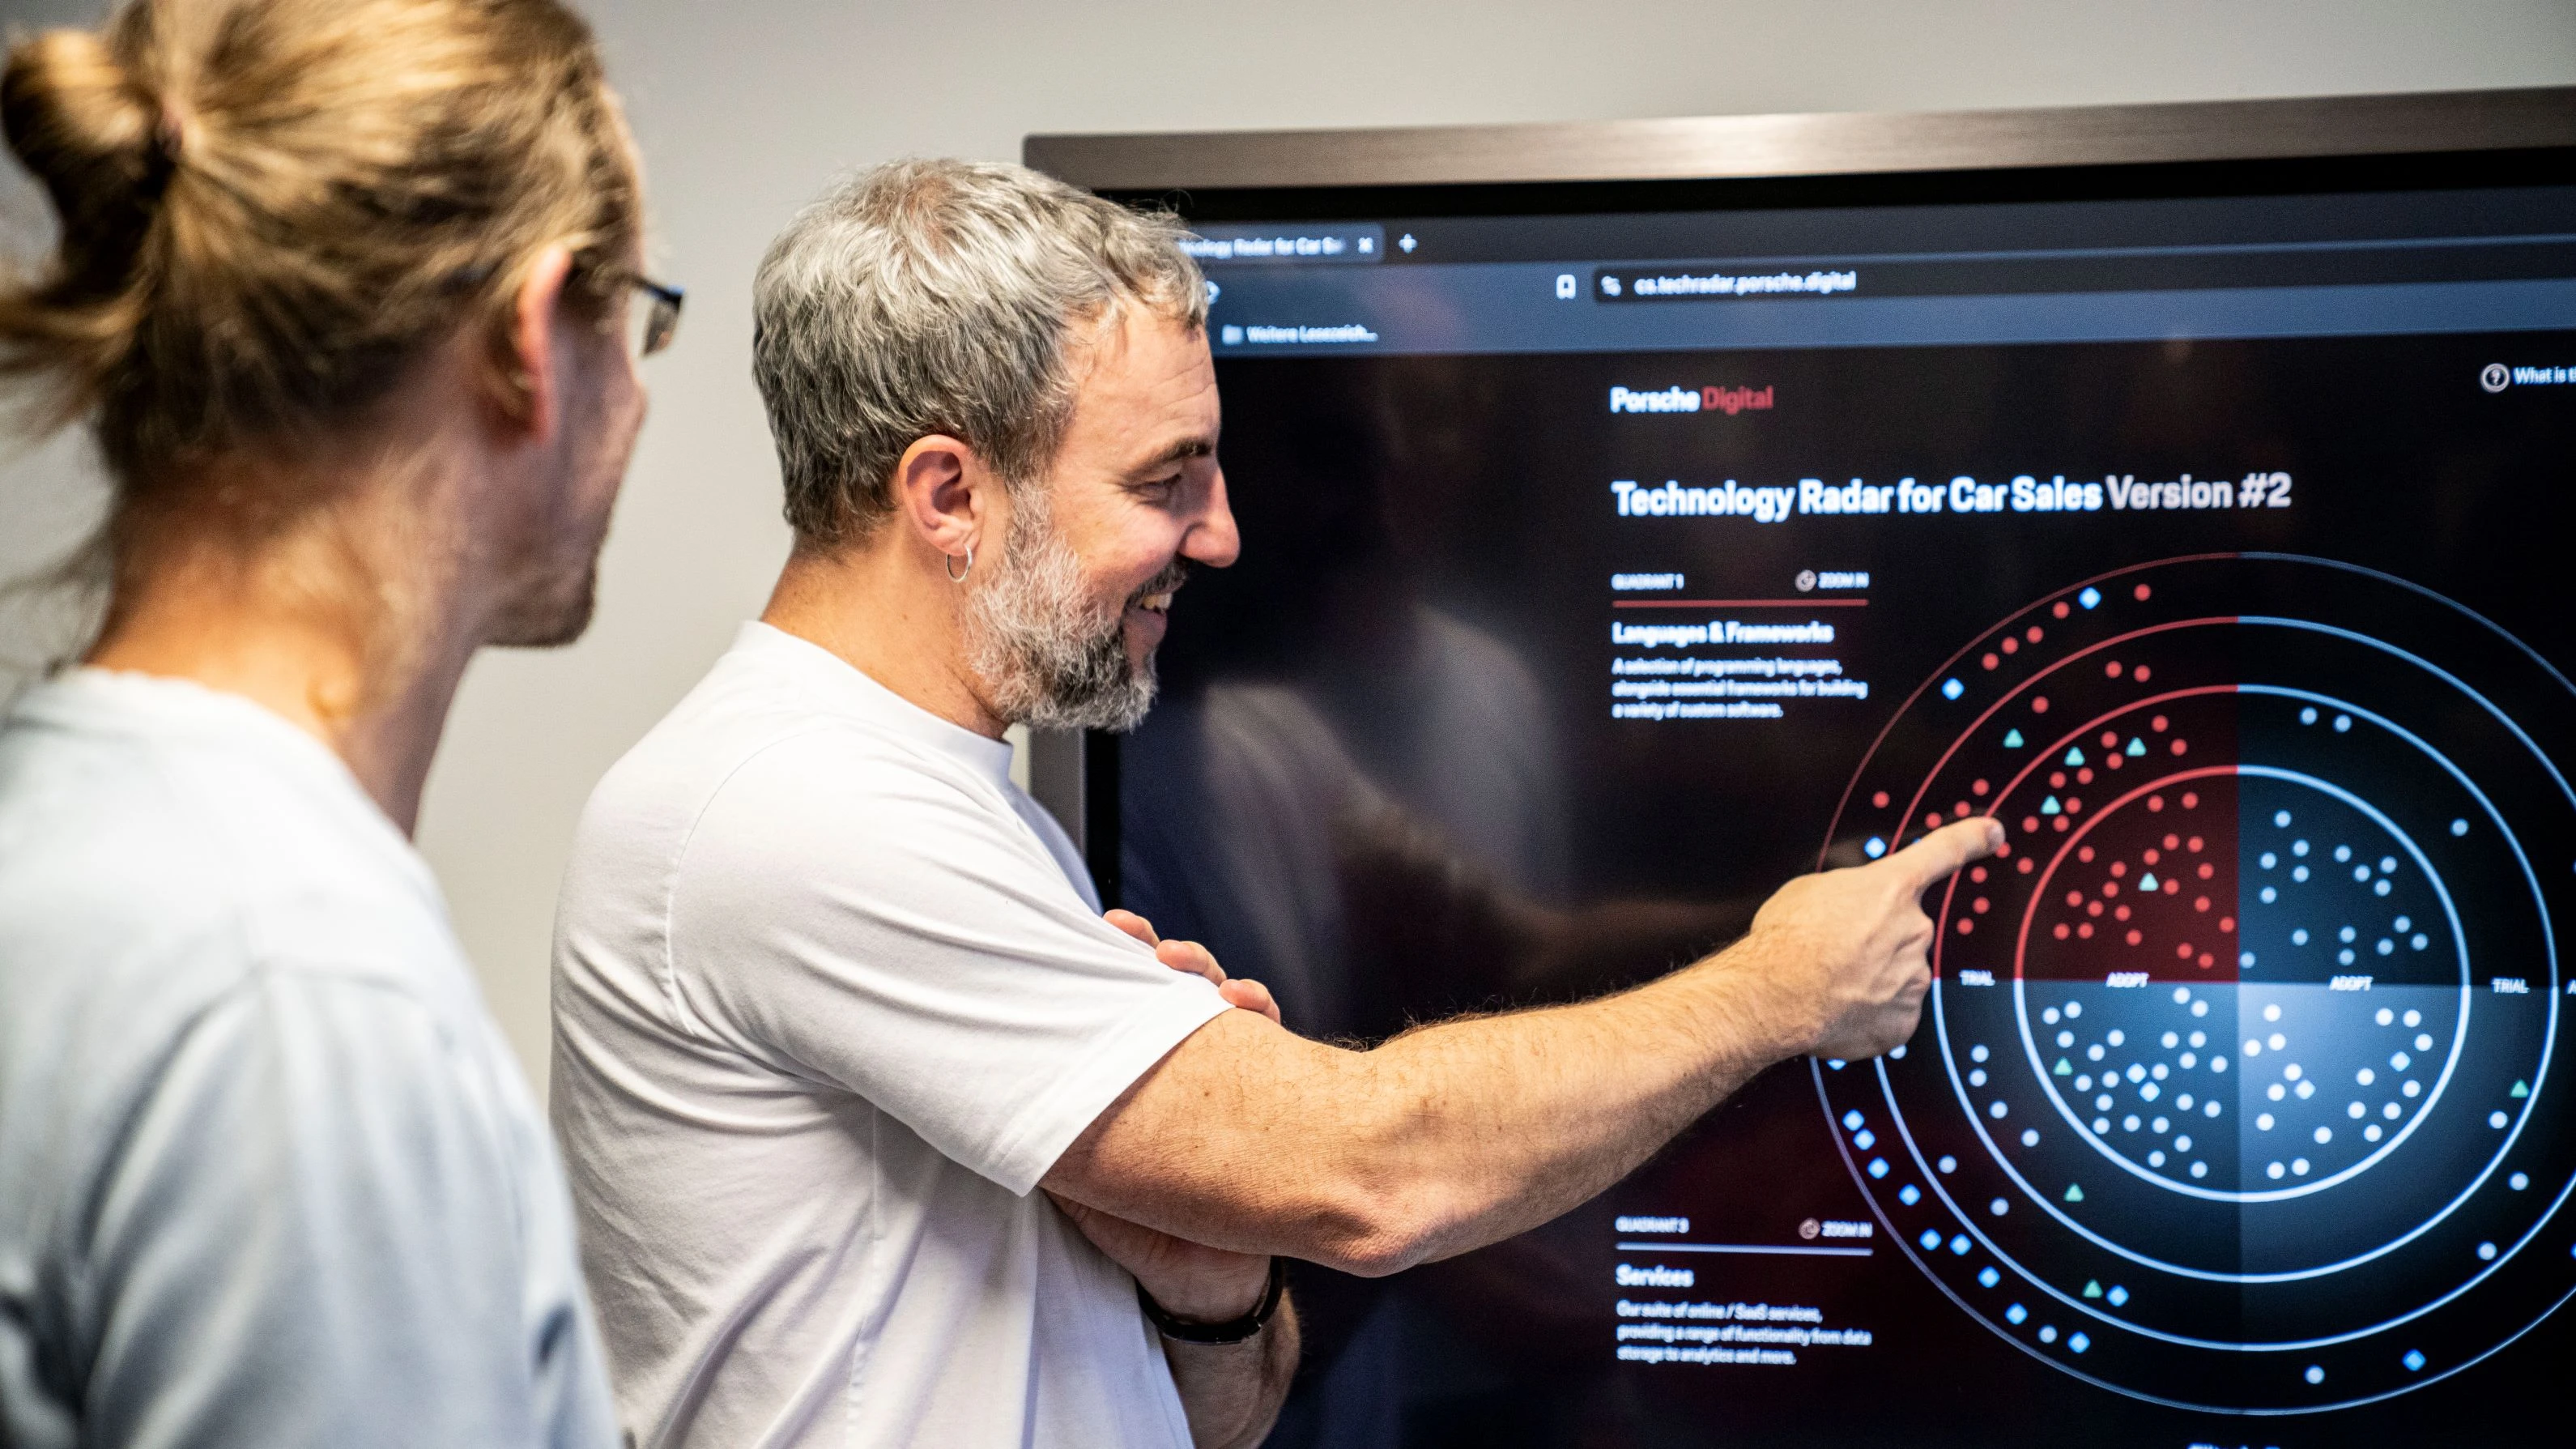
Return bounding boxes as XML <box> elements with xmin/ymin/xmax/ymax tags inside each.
<box><xmin>1888</xmin><ymin>816</ymin><xmax>2008</xmax><ymax>894</ymax></box>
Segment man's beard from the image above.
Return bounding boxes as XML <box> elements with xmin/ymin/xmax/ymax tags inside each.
<box><xmin>965</xmin><ymin>487</ymin><xmax>1182</xmax><ymax>732</ymax></box>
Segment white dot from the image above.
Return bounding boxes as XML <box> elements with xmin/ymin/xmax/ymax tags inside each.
<box><xmin>2094</xmin><ymin>1117</ymin><xmax>2110</xmax><ymax>1131</ymax></box>
<box><xmin>2412</xmin><ymin>934</ymin><xmax>2430</xmax><ymax>950</ymax></box>
<box><xmin>2257</xmin><ymin>1113</ymin><xmax>2276</xmax><ymax>1130</ymax></box>
<box><xmin>1939</xmin><ymin>1156</ymin><xmax>1957</xmax><ymax>1173</ymax></box>
<box><xmin>2358</xmin><ymin>1068</ymin><xmax>2375</xmax><ymax>1085</ymax></box>
<box><xmin>2340</xmin><ymin>925</ymin><xmax>2357</xmax><ymax>943</ymax></box>
<box><xmin>2161</xmin><ymin>1031</ymin><xmax>2180</xmax><ymax>1048</ymax></box>
<box><xmin>1991</xmin><ymin>1198</ymin><xmax>2009</xmax><ymax>1217</ymax></box>
<box><xmin>2451</xmin><ymin>819</ymin><xmax>2469</xmax><ymax>837</ymax></box>
<box><xmin>2148</xmin><ymin>1151</ymin><xmax>2165</xmax><ymax>1167</ymax></box>
<box><xmin>2306</xmin><ymin>1365</ymin><xmax>2326</xmax><ymax>1384</ymax></box>
<box><xmin>2404</xmin><ymin>1080</ymin><xmax>2421</xmax><ymax>1098</ymax></box>
<box><xmin>2284</xmin><ymin>1063</ymin><xmax>2303</xmax><ymax>1080</ymax></box>
<box><xmin>2512</xmin><ymin>1172</ymin><xmax>2531</xmax><ymax>1190</ymax></box>
<box><xmin>2364</xmin><ymin>1124</ymin><xmax>2382</xmax><ymax>1141</ymax></box>
<box><xmin>2293</xmin><ymin>1158</ymin><xmax>2310</xmax><ymax>1174</ymax></box>
<box><xmin>2270</xmin><ymin>1033</ymin><xmax>2287</xmax><ymax>1051</ymax></box>
<box><xmin>2403</xmin><ymin>1010</ymin><xmax>2421</xmax><ymax>1028</ymax></box>
<box><xmin>2491</xmin><ymin>1110</ymin><xmax>2510</xmax><ymax>1129</ymax></box>
<box><xmin>2416</xmin><ymin>1033</ymin><xmax>2433</xmax><ymax>1051</ymax></box>
<box><xmin>2174</xmin><ymin>1134</ymin><xmax>2191</xmax><ymax>1151</ymax></box>
<box><xmin>2205</xmin><ymin>1099</ymin><xmax>2222</xmax><ymax>1116</ymax></box>
<box><xmin>2335</xmin><ymin>845</ymin><xmax>2352</xmax><ymax>863</ymax></box>
<box><xmin>2123</xmin><ymin>1114</ymin><xmax>2140</xmax><ymax>1131</ymax></box>
<box><xmin>2044</xmin><ymin>1008</ymin><xmax>2060</xmax><ymax>1024</ymax></box>
<box><xmin>2395</xmin><ymin>915</ymin><xmax>2412</xmax><ymax>931</ymax></box>
<box><xmin>2058</xmin><ymin>1030</ymin><xmax>2074</xmax><ymax>1047</ymax></box>
<box><xmin>2293</xmin><ymin>928</ymin><xmax>2310</xmax><ymax>945</ymax></box>
<box><xmin>2267</xmin><ymin>1161</ymin><xmax>2286</xmax><ymax>1178</ymax></box>
<box><xmin>2264</xmin><ymin>1004</ymin><xmax>2282</xmax><ymax>1022</ymax></box>
<box><xmin>2108</xmin><ymin>1029</ymin><xmax>2126</xmax><ymax>1046</ymax></box>
<box><xmin>2021</xmin><ymin>1128</ymin><xmax>2041</xmax><ymax>1147</ymax></box>
<box><xmin>2190</xmin><ymin>1032</ymin><xmax>2207</xmax><ymax>1048</ymax></box>
<box><xmin>2191</xmin><ymin>1161</ymin><xmax>2208</xmax><ymax>1178</ymax></box>
<box><xmin>1991</xmin><ymin>1101</ymin><xmax>2009</xmax><ymax>1119</ymax></box>
<box><xmin>2065</xmin><ymin>1003</ymin><xmax>2082</xmax><ymax>1018</ymax></box>
<box><xmin>2246</xmin><ymin>1040</ymin><xmax>2263</xmax><ymax>1056</ymax></box>
<box><xmin>2375</xmin><ymin>880</ymin><xmax>2391</xmax><ymax>897</ymax></box>
<box><xmin>2276</xmin><ymin>810</ymin><xmax>2293</xmax><ymax>827</ymax></box>
<box><xmin>2314</xmin><ymin>1126</ymin><xmax>2333</xmax><ymax>1144</ymax></box>
<box><xmin>2380</xmin><ymin>857</ymin><xmax>2397</xmax><ymax>875</ymax></box>
<box><xmin>2297</xmin><ymin>1080</ymin><xmax>2314</xmax><ymax>1100</ymax></box>
<box><xmin>2192</xmin><ymin>1000</ymin><xmax>2209</xmax><ymax>1017</ymax></box>
<box><xmin>2479</xmin><ymin>1241</ymin><xmax>2497</xmax><ymax>1261</ymax></box>
<box><xmin>2334</xmin><ymin>715</ymin><xmax>2350</xmax><ymax>732</ymax></box>
<box><xmin>2376</xmin><ymin>1008</ymin><xmax>2395</xmax><ymax>1025</ymax></box>
<box><xmin>2348</xmin><ymin>1102</ymin><xmax>2365</xmax><ymax>1119</ymax></box>
<box><xmin>2384</xmin><ymin>1102</ymin><xmax>2401</xmax><ymax>1119</ymax></box>
<box><xmin>2294</xmin><ymin>867</ymin><xmax>2310</xmax><ymax>881</ymax></box>
<box><xmin>2173</xmin><ymin>987</ymin><xmax>2191</xmax><ymax>1005</ymax></box>
<box><xmin>2269</xmin><ymin>1083</ymin><xmax>2287</xmax><ymax>1101</ymax></box>
<box><xmin>2261</xmin><ymin>888</ymin><xmax>2278</xmax><ymax>904</ymax></box>
<box><xmin>1973</xmin><ymin>1044</ymin><xmax>1991</xmax><ymax>1063</ymax></box>
<box><xmin>2294</xmin><ymin>841</ymin><xmax>2310</xmax><ymax>857</ymax></box>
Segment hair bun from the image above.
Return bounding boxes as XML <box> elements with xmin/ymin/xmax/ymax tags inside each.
<box><xmin>2</xmin><ymin>29</ymin><xmax>167</xmax><ymax>241</ymax></box>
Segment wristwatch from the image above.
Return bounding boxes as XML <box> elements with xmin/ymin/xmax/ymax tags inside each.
<box><xmin>1138</xmin><ymin>1257</ymin><xmax>1288</xmax><ymax>1345</ymax></box>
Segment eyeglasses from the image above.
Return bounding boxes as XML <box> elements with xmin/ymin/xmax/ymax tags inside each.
<box><xmin>620</xmin><ymin>274</ymin><xmax>685</xmax><ymax>359</ymax></box>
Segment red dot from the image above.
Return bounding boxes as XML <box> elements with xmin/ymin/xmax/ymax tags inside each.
<box><xmin>2023</xmin><ymin>816</ymin><xmax>2040</xmax><ymax>833</ymax></box>
<box><xmin>1926</xmin><ymin>812</ymin><xmax>1944</xmax><ymax>829</ymax></box>
<box><xmin>1974</xmin><ymin>897</ymin><xmax>1991</xmax><ymax>914</ymax></box>
<box><xmin>2066</xmin><ymin>890</ymin><xmax>2085</xmax><ymax>907</ymax></box>
<box><xmin>1973</xmin><ymin>778</ymin><xmax>1990</xmax><ymax>796</ymax></box>
<box><xmin>2198</xmin><ymin>952</ymin><xmax>2215</xmax><ymax>969</ymax></box>
<box><xmin>2106</xmin><ymin>661</ymin><xmax>2124</xmax><ymax>678</ymax></box>
<box><xmin>2099</xmin><ymin>731</ymin><xmax>2118</xmax><ymax>748</ymax></box>
<box><xmin>2076</xmin><ymin>768</ymin><xmax>2094</xmax><ymax>784</ymax></box>
<box><xmin>2163</xmin><ymin>877</ymin><xmax>2179</xmax><ymax>895</ymax></box>
<box><xmin>1995</xmin><ymin>840</ymin><xmax>2013</xmax><ymax>858</ymax></box>
<box><xmin>2078</xmin><ymin>922</ymin><xmax>2095</xmax><ymax>938</ymax></box>
<box><xmin>2182</xmin><ymin>793</ymin><xmax>2199</xmax><ymax>810</ymax></box>
<box><xmin>1971</xmin><ymin>865</ymin><xmax>1989</xmax><ymax>884</ymax></box>
<box><xmin>2171</xmin><ymin>738</ymin><xmax>2188</xmax><ymax>756</ymax></box>
<box><xmin>2106</xmin><ymin>754</ymin><xmax>2125</xmax><ymax>770</ymax></box>
<box><xmin>2195</xmin><ymin>896</ymin><xmax>2211</xmax><ymax>912</ymax></box>
<box><xmin>1872</xmin><ymin>791</ymin><xmax>1890</xmax><ymax>808</ymax></box>
<box><xmin>1956</xmin><ymin>918</ymin><xmax>1975</xmax><ymax>935</ymax></box>
<box><xmin>2148</xmin><ymin>795</ymin><xmax>2166</xmax><ymax>812</ymax></box>
<box><xmin>2053</xmin><ymin>816</ymin><xmax>2070</xmax><ymax>832</ymax></box>
<box><xmin>2065</xmin><ymin>797</ymin><xmax>2083</xmax><ymax>814</ymax></box>
<box><xmin>2025</xmin><ymin>625</ymin><xmax>2044</xmax><ymax>644</ymax></box>
<box><xmin>2002</xmin><ymin>637</ymin><xmax>2020</xmax><ymax>655</ymax></box>
<box><xmin>2188</xmin><ymin>835</ymin><xmax>2204</xmax><ymax>851</ymax></box>
<box><xmin>2016</xmin><ymin>856</ymin><xmax>2034</xmax><ymax>875</ymax></box>
<box><xmin>1982</xmin><ymin>653</ymin><xmax>2000</xmax><ymax>671</ymax></box>
<box><xmin>2196</xmin><ymin>863</ymin><xmax>2214</xmax><ymax>880</ymax></box>
<box><xmin>2078</xmin><ymin>845</ymin><xmax>2096</xmax><ymax>863</ymax></box>
<box><xmin>2126</xmin><ymin>928</ymin><xmax>2144</xmax><ymax>945</ymax></box>
<box><xmin>2050</xmin><ymin>771</ymin><xmax>2067</xmax><ymax>789</ymax></box>
<box><xmin>2163</xmin><ymin>833</ymin><xmax>2179</xmax><ymax>850</ymax></box>
<box><xmin>2134</xmin><ymin>584</ymin><xmax>2152</xmax><ymax>602</ymax></box>
<box><xmin>2133</xmin><ymin>665</ymin><xmax>2152</xmax><ymax>682</ymax></box>
<box><xmin>2033</xmin><ymin>697</ymin><xmax>2050</xmax><ymax>714</ymax></box>
<box><xmin>2087</xmin><ymin>900</ymin><xmax>2103</xmax><ymax>917</ymax></box>
<box><xmin>2152</xmin><ymin>714</ymin><xmax>2169</xmax><ymax>732</ymax></box>
<box><xmin>2115</xmin><ymin>905</ymin><xmax>2132</xmax><ymax>922</ymax></box>
<box><xmin>2220</xmin><ymin>916</ymin><xmax>2236</xmax><ymax>933</ymax></box>
<box><xmin>2176</xmin><ymin>943</ymin><xmax>2193</xmax><ymax>960</ymax></box>
<box><xmin>2110</xmin><ymin>861</ymin><xmax>2127</xmax><ymax>878</ymax></box>
<box><xmin>2144</xmin><ymin>848</ymin><xmax>2162</xmax><ymax>865</ymax></box>
<box><xmin>2054</xmin><ymin>923</ymin><xmax>2071</xmax><ymax>940</ymax></box>
<box><xmin>2053</xmin><ymin>601</ymin><xmax>2071</xmax><ymax>619</ymax></box>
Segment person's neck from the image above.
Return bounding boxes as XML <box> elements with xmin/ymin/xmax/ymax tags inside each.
<box><xmin>83</xmin><ymin>454</ymin><xmax>489</xmax><ymax>837</ymax></box>
<box><xmin>761</xmin><ymin>537</ymin><xmax>1007</xmax><ymax>739</ymax></box>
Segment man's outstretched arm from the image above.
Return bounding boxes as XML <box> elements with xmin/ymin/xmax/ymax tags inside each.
<box><xmin>1042</xmin><ymin>817</ymin><xmax>2003</xmax><ymax>1276</ymax></box>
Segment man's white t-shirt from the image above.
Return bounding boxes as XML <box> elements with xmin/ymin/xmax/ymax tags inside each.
<box><xmin>551</xmin><ymin>622</ymin><xmax>1230</xmax><ymax>1448</ymax></box>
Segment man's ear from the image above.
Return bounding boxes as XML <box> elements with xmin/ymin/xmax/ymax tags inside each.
<box><xmin>892</xmin><ymin>433</ymin><xmax>996</xmax><ymax>568</ymax></box>
<box><xmin>486</xmin><ymin>243</ymin><xmax>578</xmax><ymax>442</ymax></box>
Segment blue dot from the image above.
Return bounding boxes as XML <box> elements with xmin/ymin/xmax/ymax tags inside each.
<box><xmin>2106</xmin><ymin>1285</ymin><xmax>2129</xmax><ymax>1306</ymax></box>
<box><xmin>1898</xmin><ymin>1184</ymin><xmax>1921</xmax><ymax>1205</ymax></box>
<box><xmin>1989</xmin><ymin>1198</ymin><xmax>2009</xmax><ymax>1217</ymax></box>
<box><xmin>1939</xmin><ymin>1156</ymin><xmax>1958</xmax><ymax>1174</ymax></box>
<box><xmin>1843</xmin><ymin>1110</ymin><xmax>1864</xmax><ymax>1131</ymax></box>
<box><xmin>1949</xmin><ymin>1235</ymin><xmax>1971</xmax><ymax>1255</ymax></box>
<box><xmin>2070</xmin><ymin>1332</ymin><xmax>2091</xmax><ymax>1353</ymax></box>
<box><xmin>2300</xmin><ymin>706</ymin><xmax>2318</xmax><ymax>724</ymax></box>
<box><xmin>2404</xmin><ymin>1349</ymin><xmax>2427</xmax><ymax>1371</ymax></box>
<box><xmin>2006</xmin><ymin>1303</ymin><xmax>2028</xmax><ymax>1323</ymax></box>
<box><xmin>2240</xmin><ymin>952</ymin><xmax>2256</xmax><ymax>967</ymax></box>
<box><xmin>2306</xmin><ymin>1365</ymin><xmax>2326</xmax><ymax>1384</ymax></box>
<box><xmin>1854</xmin><ymin>1130</ymin><xmax>1876</xmax><ymax>1150</ymax></box>
<box><xmin>2334</xmin><ymin>715</ymin><xmax>2351</xmax><ymax>733</ymax></box>
<box><xmin>1920</xmin><ymin>1230</ymin><xmax>1942</xmax><ymax>1251</ymax></box>
<box><xmin>2275</xmin><ymin>810</ymin><xmax>2293</xmax><ymax>828</ymax></box>
<box><xmin>2453</xmin><ymin>819</ymin><xmax>2470</xmax><ymax>837</ymax></box>
<box><xmin>1865</xmin><ymin>836</ymin><xmax>1887</xmax><ymax>859</ymax></box>
<box><xmin>2293</xmin><ymin>928</ymin><xmax>2310</xmax><ymax>945</ymax></box>
<box><xmin>1978</xmin><ymin>1266</ymin><xmax>2000</xmax><ymax>1287</ymax></box>
<box><xmin>1868</xmin><ymin>1158</ymin><xmax>1889</xmax><ymax>1178</ymax></box>
<box><xmin>2079</xmin><ymin>587</ymin><xmax>2101</xmax><ymax>609</ymax></box>
<box><xmin>1943</xmin><ymin>678</ymin><xmax>1965</xmax><ymax>701</ymax></box>
<box><xmin>2038</xmin><ymin>1326</ymin><xmax>2058</xmax><ymax>1344</ymax></box>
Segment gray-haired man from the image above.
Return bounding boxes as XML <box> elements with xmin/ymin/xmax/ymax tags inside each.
<box><xmin>551</xmin><ymin>159</ymin><xmax>1999</xmax><ymax>1448</ymax></box>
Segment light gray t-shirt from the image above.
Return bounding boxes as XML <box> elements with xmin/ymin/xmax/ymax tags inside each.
<box><xmin>0</xmin><ymin>670</ymin><xmax>616</xmax><ymax>1449</ymax></box>
<box><xmin>551</xmin><ymin>622</ymin><xmax>1227</xmax><ymax>1448</ymax></box>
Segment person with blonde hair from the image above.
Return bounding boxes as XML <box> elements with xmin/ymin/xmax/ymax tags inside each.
<box><xmin>0</xmin><ymin>2</ymin><xmax>673</xmax><ymax>1443</ymax></box>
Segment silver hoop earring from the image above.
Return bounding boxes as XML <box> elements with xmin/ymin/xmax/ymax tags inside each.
<box><xmin>946</xmin><ymin>547</ymin><xmax>973</xmax><ymax>583</ymax></box>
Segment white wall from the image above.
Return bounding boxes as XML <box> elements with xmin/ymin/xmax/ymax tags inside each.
<box><xmin>6</xmin><ymin>0</ymin><xmax>2574</xmax><ymax>1092</ymax></box>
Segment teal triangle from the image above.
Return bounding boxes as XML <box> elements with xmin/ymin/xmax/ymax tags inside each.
<box><xmin>2083</xmin><ymin>1279</ymin><xmax>2103</xmax><ymax>1299</ymax></box>
<box><xmin>2127</xmin><ymin>736</ymin><xmax>2147</xmax><ymax>756</ymax></box>
<box><xmin>2054</xmin><ymin>1057</ymin><xmax>2072</xmax><ymax>1076</ymax></box>
<box><xmin>2064</xmin><ymin>1184</ymin><xmax>2084</xmax><ymax>1203</ymax></box>
<box><xmin>2512</xmin><ymin>1080</ymin><xmax>2531</xmax><ymax>1098</ymax></box>
<box><xmin>2003</xmin><ymin>729</ymin><xmax>2025</xmax><ymax>748</ymax></box>
<box><xmin>2140</xmin><ymin>872</ymin><xmax>2158</xmax><ymax>891</ymax></box>
<box><xmin>2041</xmin><ymin>796</ymin><xmax>2062</xmax><ymax>816</ymax></box>
<box><xmin>2064</xmin><ymin>746</ymin><xmax>2086</xmax><ymax>766</ymax></box>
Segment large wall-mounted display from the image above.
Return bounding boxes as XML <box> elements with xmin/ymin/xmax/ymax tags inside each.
<box><xmin>1039</xmin><ymin>98</ymin><xmax>2576</xmax><ymax>1447</ymax></box>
